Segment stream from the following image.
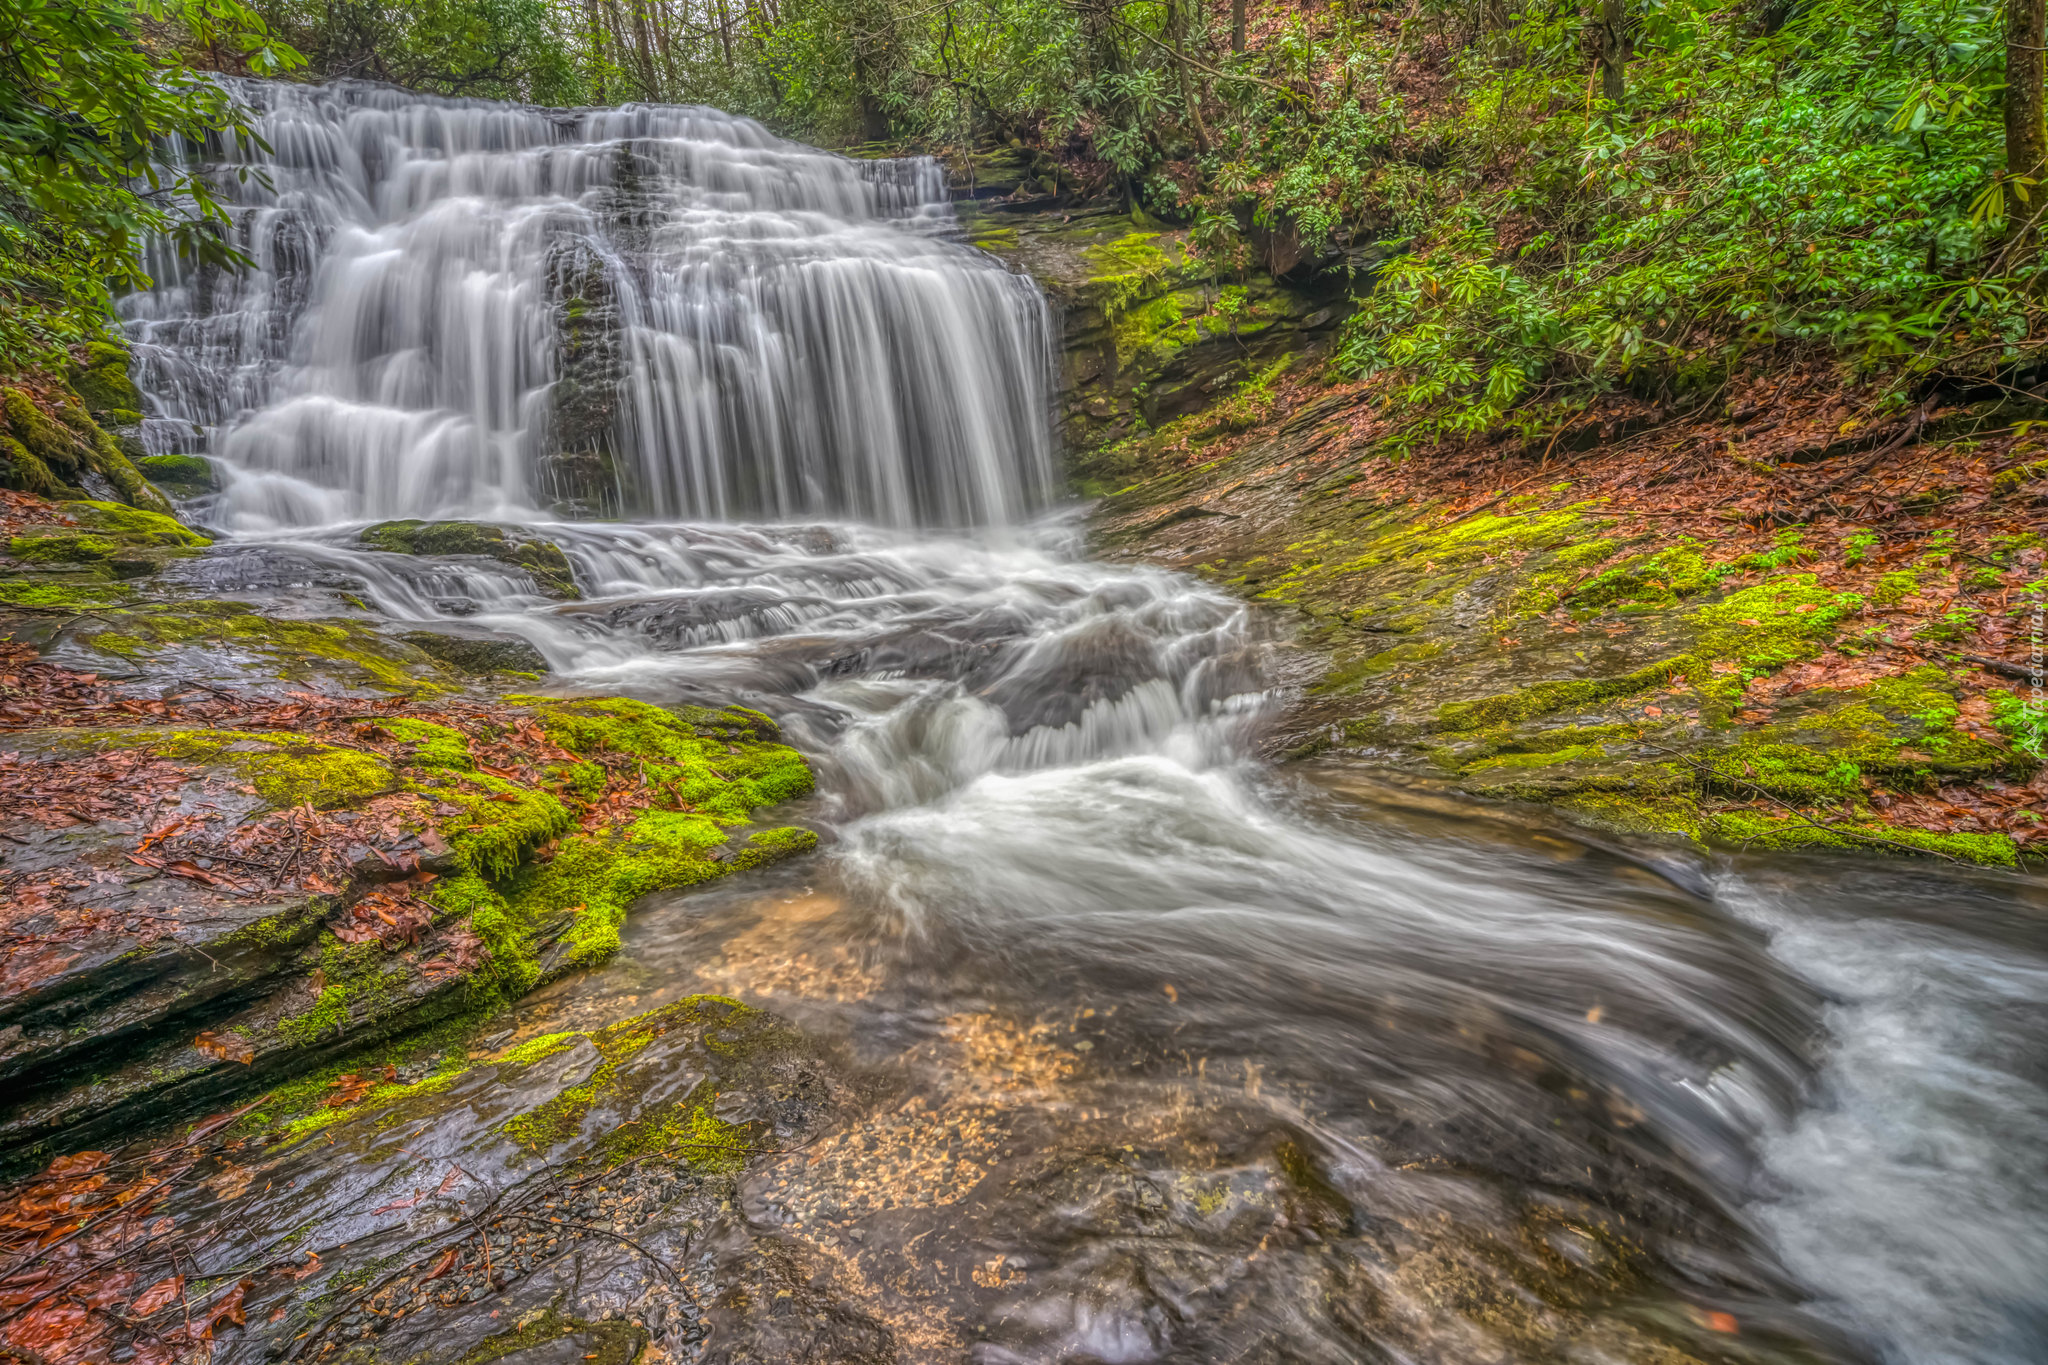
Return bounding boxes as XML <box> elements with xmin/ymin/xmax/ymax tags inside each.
<box><xmin>113</xmin><ymin>80</ymin><xmax>2047</xmax><ymax>1363</ymax></box>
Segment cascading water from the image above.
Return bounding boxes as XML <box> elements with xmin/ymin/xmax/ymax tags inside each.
<box><xmin>118</xmin><ymin>82</ymin><xmax>2045</xmax><ymax>1365</ymax></box>
<box><xmin>124</xmin><ymin>80</ymin><xmax>1055</xmax><ymax>530</ymax></box>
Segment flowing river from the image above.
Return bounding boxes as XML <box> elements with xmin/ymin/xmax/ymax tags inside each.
<box><xmin>114</xmin><ymin>81</ymin><xmax>2046</xmax><ymax>1363</ymax></box>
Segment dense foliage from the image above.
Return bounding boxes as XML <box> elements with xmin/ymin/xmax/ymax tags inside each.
<box><xmin>6</xmin><ymin>0</ymin><xmax>2046</xmax><ymax>447</ymax></box>
<box><xmin>0</xmin><ymin>0</ymin><xmax>296</xmax><ymax>368</ymax></box>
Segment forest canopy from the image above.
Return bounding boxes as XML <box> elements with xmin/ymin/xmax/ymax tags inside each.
<box><xmin>4</xmin><ymin>0</ymin><xmax>2045</xmax><ymax>443</ymax></box>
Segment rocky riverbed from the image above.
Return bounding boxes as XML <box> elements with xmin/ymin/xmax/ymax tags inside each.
<box><xmin>0</xmin><ymin>161</ymin><xmax>2043</xmax><ymax>1365</ymax></box>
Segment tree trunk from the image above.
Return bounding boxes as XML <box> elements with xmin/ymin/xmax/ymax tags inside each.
<box><xmin>1597</xmin><ymin>0</ymin><xmax>1626</xmax><ymax>109</ymax></box>
<box><xmin>1233</xmin><ymin>0</ymin><xmax>1245</xmax><ymax>52</ymax></box>
<box><xmin>2009</xmin><ymin>0</ymin><xmax>2047</xmax><ymax>200</ymax></box>
<box><xmin>1166</xmin><ymin>0</ymin><xmax>1213</xmax><ymax>154</ymax></box>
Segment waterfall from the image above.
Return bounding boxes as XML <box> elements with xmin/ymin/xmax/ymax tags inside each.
<box><xmin>120</xmin><ymin>79</ymin><xmax>1057</xmax><ymax>531</ymax></box>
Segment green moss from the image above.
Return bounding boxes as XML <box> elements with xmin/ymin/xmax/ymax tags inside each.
<box><xmin>499</xmin><ymin>996</ymin><xmax>775</xmax><ymax>1174</ymax></box>
<box><xmin>1551</xmin><ymin>537</ymin><xmax>1621</xmax><ymax>569</ymax></box>
<box><xmin>360</xmin><ymin>520</ymin><xmax>578</xmax><ymax>598</ymax></box>
<box><xmin>136</xmin><ymin>454</ymin><xmax>215</xmax><ymax>494</ymax></box>
<box><xmin>1990</xmin><ymin>689</ymin><xmax>2045</xmax><ymax>762</ymax></box>
<box><xmin>51</xmin><ymin>409</ymin><xmax>174</xmax><ymax>515</ymax></box>
<box><xmin>0</xmin><ymin>434</ymin><xmax>61</xmax><ymax>496</ymax></box>
<box><xmin>1871</xmin><ymin>570</ymin><xmax>1920</xmax><ymax>606</ymax></box>
<box><xmin>92</xmin><ymin>729</ymin><xmax>397</xmax><ymax>808</ymax></box>
<box><xmin>1462</xmin><ymin>743</ymin><xmax>1607</xmax><ymax>773</ymax></box>
<box><xmin>1568</xmin><ymin>541</ymin><xmax>1720</xmax><ymax>611</ymax></box>
<box><xmin>9</xmin><ymin>533</ymin><xmax>116</xmax><ymax>563</ymax></box>
<box><xmin>0</xmin><ymin>579</ymin><xmax>131</xmax><ymax>610</ymax></box>
<box><xmin>3</xmin><ymin>389</ymin><xmax>84</xmax><ymax>472</ymax></box>
<box><xmin>1556</xmin><ymin>791</ymin><xmax>1706</xmax><ymax>843</ymax></box>
<box><xmin>1703</xmin><ymin>810</ymin><xmax>2018</xmax><ymax>866</ymax></box>
<box><xmin>377</xmin><ymin>717</ymin><xmax>475</xmax><ymax>771</ymax></box>
<box><xmin>70</xmin><ymin>601</ymin><xmax>442</xmax><ymax>692</ymax></box>
<box><xmin>1433</xmin><ymin>655</ymin><xmax>1692</xmax><ymax>732</ymax></box>
<box><xmin>420</xmin><ymin>770</ymin><xmax>570</xmax><ymax>879</ymax></box>
<box><xmin>1993</xmin><ymin>456</ymin><xmax>2048</xmax><ymax>495</ymax></box>
<box><xmin>1734</xmin><ymin>528</ymin><xmax>1813</xmax><ymax>572</ymax></box>
<box><xmin>62</xmin><ymin>499</ymin><xmax>209</xmax><ymax>546</ymax></box>
<box><xmin>68</xmin><ymin>351</ymin><xmax>143</xmax><ymax>417</ymax></box>
<box><xmin>280</xmin><ymin>984</ymin><xmax>353</xmax><ymax>1047</ymax></box>
<box><xmin>1687</xmin><ymin>574</ymin><xmax>1857</xmax><ymax>672</ymax></box>
<box><xmin>499</xmin><ymin>1031</ymin><xmax>582</xmax><ymax>1066</ymax></box>
<box><xmin>1697</xmin><ymin>742</ymin><xmax>1867</xmax><ymax>802</ymax></box>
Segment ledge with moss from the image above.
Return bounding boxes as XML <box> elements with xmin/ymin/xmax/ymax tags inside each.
<box><xmin>0</xmin><ymin>686</ymin><xmax>819</xmax><ymax>1172</ymax></box>
<box><xmin>360</xmin><ymin>519</ymin><xmax>581</xmax><ymax>599</ymax></box>
<box><xmin>1094</xmin><ymin>404</ymin><xmax>2044</xmax><ymax>868</ymax></box>
<box><xmin>957</xmin><ymin>201</ymin><xmax>1355</xmax><ymax>467</ymax></box>
<box><xmin>1</xmin><ymin>367</ymin><xmax>171</xmax><ymax>515</ymax></box>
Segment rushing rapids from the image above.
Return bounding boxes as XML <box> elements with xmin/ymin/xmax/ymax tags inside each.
<box><xmin>99</xmin><ymin>82</ymin><xmax>2047</xmax><ymax>1365</ymax></box>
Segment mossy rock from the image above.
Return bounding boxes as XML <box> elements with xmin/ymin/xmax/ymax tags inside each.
<box><xmin>4</xmin><ymin>389</ymin><xmax>173</xmax><ymax>515</ymax></box>
<box><xmin>136</xmin><ymin>453</ymin><xmax>216</xmax><ymax>496</ymax></box>
<box><xmin>52</xmin><ymin>600</ymin><xmax>452</xmax><ymax>693</ymax></box>
<box><xmin>67</xmin><ymin>347</ymin><xmax>144</xmax><ymax>419</ymax></box>
<box><xmin>360</xmin><ymin>520</ymin><xmax>579</xmax><ymax>599</ymax></box>
<box><xmin>399</xmin><ymin>629</ymin><xmax>550</xmax><ymax>676</ymax></box>
<box><xmin>0</xmin><ymin>434</ymin><xmax>62</xmax><ymax>497</ymax></box>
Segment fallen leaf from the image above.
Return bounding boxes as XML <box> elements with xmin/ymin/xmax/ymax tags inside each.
<box><xmin>130</xmin><ymin>1275</ymin><xmax>184</xmax><ymax>1317</ymax></box>
<box><xmin>202</xmin><ymin>1278</ymin><xmax>252</xmax><ymax>1336</ymax></box>
<box><xmin>195</xmin><ymin>1031</ymin><xmax>255</xmax><ymax>1065</ymax></box>
<box><xmin>420</xmin><ymin>1246</ymin><xmax>460</xmax><ymax>1281</ymax></box>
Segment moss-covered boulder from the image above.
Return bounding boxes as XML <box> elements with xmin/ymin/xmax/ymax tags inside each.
<box><xmin>2</xmin><ymin>386</ymin><xmax>173</xmax><ymax>514</ymax></box>
<box><xmin>66</xmin><ymin>341</ymin><xmax>144</xmax><ymax>422</ymax></box>
<box><xmin>361</xmin><ymin>518</ymin><xmax>580</xmax><ymax>599</ymax></box>
<box><xmin>1</xmin><ymin>499</ymin><xmax>210</xmax><ymax>597</ymax></box>
<box><xmin>0</xmin><ymin>691</ymin><xmax>818</xmax><ymax>1171</ymax></box>
<box><xmin>37</xmin><ymin>598</ymin><xmax>454</xmax><ymax>693</ymax></box>
<box><xmin>135</xmin><ymin>452</ymin><xmax>216</xmax><ymax>496</ymax></box>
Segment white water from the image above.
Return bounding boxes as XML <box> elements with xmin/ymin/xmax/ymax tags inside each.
<box><xmin>123</xmin><ymin>80</ymin><xmax>1054</xmax><ymax>529</ymax></box>
<box><xmin>123</xmin><ymin>81</ymin><xmax>2046</xmax><ymax>1364</ymax></box>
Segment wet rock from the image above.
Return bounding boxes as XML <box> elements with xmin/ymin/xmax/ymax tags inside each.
<box><xmin>136</xmin><ymin>452</ymin><xmax>217</xmax><ymax>496</ymax></box>
<box><xmin>542</xmin><ymin>238</ymin><xmax>626</xmax><ymax>516</ymax></box>
<box><xmin>1091</xmin><ymin>403</ymin><xmax>2037</xmax><ymax>866</ymax></box>
<box><xmin>360</xmin><ymin>519</ymin><xmax>581</xmax><ymax>599</ymax></box>
<box><xmin>958</xmin><ymin>203</ymin><xmax>1364</xmax><ymax>480</ymax></box>
<box><xmin>91</xmin><ymin>996</ymin><xmax>842</xmax><ymax>1365</ymax></box>
<box><xmin>34</xmin><ymin>599</ymin><xmax>457</xmax><ymax>696</ymax></box>
<box><xmin>401</xmin><ymin>628</ymin><xmax>550</xmax><ymax>676</ymax></box>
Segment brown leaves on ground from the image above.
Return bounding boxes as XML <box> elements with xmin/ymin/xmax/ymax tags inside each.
<box><xmin>193</xmin><ymin>1031</ymin><xmax>255</xmax><ymax>1065</ymax></box>
<box><xmin>0</xmin><ymin>1141</ymin><xmax>205</xmax><ymax>1365</ymax></box>
<box><xmin>1130</xmin><ymin>358</ymin><xmax>2047</xmax><ymax>855</ymax></box>
<box><xmin>325</xmin><ymin>1065</ymin><xmax>397</xmax><ymax>1109</ymax></box>
<box><xmin>332</xmin><ymin>878</ymin><xmax>438</xmax><ymax>948</ymax></box>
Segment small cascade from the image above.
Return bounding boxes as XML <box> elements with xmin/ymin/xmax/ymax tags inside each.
<box><xmin>121</xmin><ymin>79</ymin><xmax>1056</xmax><ymax>531</ymax></box>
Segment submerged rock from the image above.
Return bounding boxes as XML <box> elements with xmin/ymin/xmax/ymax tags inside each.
<box><xmin>361</xmin><ymin>519</ymin><xmax>581</xmax><ymax>599</ymax></box>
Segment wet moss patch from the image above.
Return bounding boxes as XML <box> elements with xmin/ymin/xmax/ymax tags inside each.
<box><xmin>499</xmin><ymin>996</ymin><xmax>781</xmax><ymax>1174</ymax></box>
<box><xmin>361</xmin><ymin>520</ymin><xmax>579</xmax><ymax>599</ymax></box>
